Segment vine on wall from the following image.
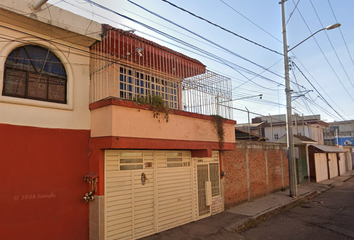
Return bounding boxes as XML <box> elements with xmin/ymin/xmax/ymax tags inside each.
<box><xmin>133</xmin><ymin>95</ymin><xmax>170</xmax><ymax>122</ymax></box>
<box><xmin>211</xmin><ymin>115</ymin><xmax>225</xmax><ymax>149</ymax></box>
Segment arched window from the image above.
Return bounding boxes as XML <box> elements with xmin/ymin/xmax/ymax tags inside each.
<box><xmin>3</xmin><ymin>45</ymin><xmax>67</xmax><ymax>104</ymax></box>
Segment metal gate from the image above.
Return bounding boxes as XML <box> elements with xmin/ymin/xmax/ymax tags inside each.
<box><xmin>195</xmin><ymin>152</ymin><xmax>220</xmax><ymax>219</ymax></box>
<box><xmin>104</xmin><ymin>150</ymin><xmax>193</xmax><ymax>240</ymax></box>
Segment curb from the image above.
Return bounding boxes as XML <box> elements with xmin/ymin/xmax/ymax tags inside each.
<box><xmin>225</xmin><ymin>191</ymin><xmax>319</xmax><ymax>233</ymax></box>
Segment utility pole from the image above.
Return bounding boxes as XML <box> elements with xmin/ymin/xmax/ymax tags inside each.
<box><xmin>280</xmin><ymin>0</ymin><xmax>298</xmax><ymax>197</ymax></box>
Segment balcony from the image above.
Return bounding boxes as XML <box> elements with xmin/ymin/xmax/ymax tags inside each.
<box><xmin>89</xmin><ymin>25</ymin><xmax>235</xmax><ymax>155</ymax></box>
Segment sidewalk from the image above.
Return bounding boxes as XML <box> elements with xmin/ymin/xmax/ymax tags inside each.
<box><xmin>142</xmin><ymin>170</ymin><xmax>354</xmax><ymax>240</ymax></box>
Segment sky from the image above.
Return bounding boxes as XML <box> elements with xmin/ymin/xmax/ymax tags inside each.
<box><xmin>49</xmin><ymin>0</ymin><xmax>354</xmax><ymax>124</ymax></box>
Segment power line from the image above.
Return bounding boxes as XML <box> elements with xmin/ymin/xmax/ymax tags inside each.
<box><xmin>292</xmin><ymin>61</ymin><xmax>346</xmax><ymax>120</ymax></box>
<box><xmin>291</xmin><ymin>0</ymin><xmax>354</xmax><ymax>103</ymax></box>
<box><xmin>327</xmin><ymin>0</ymin><xmax>354</xmax><ymax>79</ymax></box>
<box><xmin>159</xmin><ymin>0</ymin><xmax>283</xmax><ymax>56</ymax></box>
<box><xmin>127</xmin><ymin>0</ymin><xmax>284</xmax><ymax>79</ymax></box>
<box><xmin>286</xmin><ymin>0</ymin><xmax>301</xmax><ymax>25</ymax></box>
<box><xmin>310</xmin><ymin>0</ymin><xmax>354</xmax><ymax>91</ymax></box>
<box><xmin>218</xmin><ymin>0</ymin><xmax>281</xmax><ymax>43</ymax></box>
<box><xmin>290</xmin><ymin>53</ymin><xmax>348</xmax><ymax>119</ymax></box>
<box><xmin>80</xmin><ymin>0</ymin><xmax>292</xmax><ymax>91</ymax></box>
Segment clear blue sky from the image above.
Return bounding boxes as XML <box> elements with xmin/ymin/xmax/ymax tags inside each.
<box><xmin>51</xmin><ymin>0</ymin><xmax>354</xmax><ymax>123</ymax></box>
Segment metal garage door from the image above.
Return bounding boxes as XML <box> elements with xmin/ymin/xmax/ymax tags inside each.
<box><xmin>105</xmin><ymin>150</ymin><xmax>193</xmax><ymax>240</ymax></box>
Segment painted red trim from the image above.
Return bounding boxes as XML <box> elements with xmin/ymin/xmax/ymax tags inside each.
<box><xmin>90</xmin><ymin>136</ymin><xmax>235</xmax><ymax>151</ymax></box>
<box><xmin>89</xmin><ymin>98</ymin><xmax>237</xmax><ymax>125</ymax></box>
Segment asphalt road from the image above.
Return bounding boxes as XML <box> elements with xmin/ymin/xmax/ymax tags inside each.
<box><xmin>240</xmin><ymin>178</ymin><xmax>354</xmax><ymax>240</ymax></box>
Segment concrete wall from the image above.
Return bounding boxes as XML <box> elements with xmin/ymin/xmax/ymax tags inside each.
<box><xmin>222</xmin><ymin>142</ymin><xmax>289</xmax><ymax>209</ymax></box>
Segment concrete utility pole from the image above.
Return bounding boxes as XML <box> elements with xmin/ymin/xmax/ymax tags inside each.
<box><xmin>280</xmin><ymin>0</ymin><xmax>340</xmax><ymax>198</ymax></box>
<box><xmin>280</xmin><ymin>0</ymin><xmax>298</xmax><ymax>197</ymax></box>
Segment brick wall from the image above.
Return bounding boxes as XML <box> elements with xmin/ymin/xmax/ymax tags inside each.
<box><xmin>222</xmin><ymin>142</ymin><xmax>289</xmax><ymax>209</ymax></box>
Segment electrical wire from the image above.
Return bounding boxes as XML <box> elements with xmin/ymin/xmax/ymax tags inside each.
<box><xmin>292</xmin><ymin>61</ymin><xmax>346</xmax><ymax>120</ymax></box>
<box><xmin>310</xmin><ymin>0</ymin><xmax>354</xmax><ymax>91</ymax></box>
<box><xmin>218</xmin><ymin>0</ymin><xmax>281</xmax><ymax>43</ymax></box>
<box><xmin>159</xmin><ymin>0</ymin><xmax>283</xmax><ymax>56</ymax></box>
<box><xmin>327</xmin><ymin>0</ymin><xmax>354</xmax><ymax>80</ymax></box>
<box><xmin>291</xmin><ymin>0</ymin><xmax>354</xmax><ymax>103</ymax></box>
<box><xmin>127</xmin><ymin>0</ymin><xmax>284</xmax><ymax>80</ymax></box>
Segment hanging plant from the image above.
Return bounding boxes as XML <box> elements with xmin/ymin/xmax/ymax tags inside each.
<box><xmin>83</xmin><ymin>190</ymin><xmax>95</xmax><ymax>202</ymax></box>
<box><xmin>133</xmin><ymin>95</ymin><xmax>170</xmax><ymax>122</ymax></box>
<box><xmin>211</xmin><ymin>115</ymin><xmax>225</xmax><ymax>149</ymax></box>
<box><xmin>83</xmin><ymin>173</ymin><xmax>98</xmax><ymax>203</ymax></box>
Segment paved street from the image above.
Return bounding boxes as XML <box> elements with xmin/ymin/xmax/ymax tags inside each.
<box><xmin>142</xmin><ymin>173</ymin><xmax>354</xmax><ymax>240</ymax></box>
<box><xmin>240</xmin><ymin>178</ymin><xmax>354</xmax><ymax>240</ymax></box>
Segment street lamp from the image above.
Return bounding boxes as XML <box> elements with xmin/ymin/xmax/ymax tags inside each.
<box><xmin>280</xmin><ymin>0</ymin><xmax>340</xmax><ymax>197</ymax></box>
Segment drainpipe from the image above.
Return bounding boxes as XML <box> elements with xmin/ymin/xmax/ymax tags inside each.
<box><xmin>32</xmin><ymin>0</ymin><xmax>49</xmax><ymax>10</ymax></box>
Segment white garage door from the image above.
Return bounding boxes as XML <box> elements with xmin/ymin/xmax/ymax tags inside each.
<box><xmin>105</xmin><ymin>150</ymin><xmax>193</xmax><ymax>240</ymax></box>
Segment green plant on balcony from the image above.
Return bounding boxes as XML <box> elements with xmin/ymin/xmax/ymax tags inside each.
<box><xmin>211</xmin><ymin>115</ymin><xmax>225</xmax><ymax>149</ymax></box>
<box><xmin>133</xmin><ymin>95</ymin><xmax>170</xmax><ymax>122</ymax></box>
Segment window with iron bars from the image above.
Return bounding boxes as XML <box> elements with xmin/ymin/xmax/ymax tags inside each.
<box><xmin>119</xmin><ymin>66</ymin><xmax>179</xmax><ymax>109</ymax></box>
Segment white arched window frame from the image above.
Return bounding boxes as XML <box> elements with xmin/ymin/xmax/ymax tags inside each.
<box><xmin>0</xmin><ymin>39</ymin><xmax>74</xmax><ymax>110</ymax></box>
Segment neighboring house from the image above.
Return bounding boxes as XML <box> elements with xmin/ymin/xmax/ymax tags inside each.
<box><xmin>235</xmin><ymin>122</ymin><xmax>264</xmax><ymax>139</ymax></box>
<box><xmin>323</xmin><ymin>120</ymin><xmax>354</xmax><ymax>170</ymax></box>
<box><xmin>250</xmin><ymin>114</ymin><xmax>328</xmax><ymax>144</ymax></box>
<box><xmin>1</xmin><ymin>1</ymin><xmax>236</xmax><ymax>240</ymax></box>
<box><xmin>235</xmin><ymin>127</ymin><xmax>268</xmax><ymax>141</ymax></box>
<box><xmin>0</xmin><ymin>1</ymin><xmax>101</xmax><ymax>239</ymax></box>
<box><xmin>324</xmin><ymin>120</ymin><xmax>354</xmax><ymax>146</ymax></box>
<box><xmin>277</xmin><ymin>135</ymin><xmax>317</xmax><ymax>184</ymax></box>
<box><xmin>308</xmin><ymin>145</ymin><xmax>347</xmax><ymax>182</ymax></box>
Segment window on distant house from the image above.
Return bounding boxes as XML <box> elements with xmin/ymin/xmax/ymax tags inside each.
<box><xmin>2</xmin><ymin>45</ymin><xmax>67</xmax><ymax>104</ymax></box>
<box><xmin>274</xmin><ymin>134</ymin><xmax>279</xmax><ymax>140</ymax></box>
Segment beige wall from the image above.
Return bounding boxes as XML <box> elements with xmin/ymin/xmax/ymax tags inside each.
<box><xmin>314</xmin><ymin>153</ymin><xmax>328</xmax><ymax>182</ymax></box>
<box><xmin>91</xmin><ymin>105</ymin><xmax>235</xmax><ymax>143</ymax></box>
<box><xmin>0</xmin><ymin>2</ymin><xmax>101</xmax><ymax>130</ymax></box>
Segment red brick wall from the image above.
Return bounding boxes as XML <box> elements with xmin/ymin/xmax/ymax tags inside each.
<box><xmin>248</xmin><ymin>147</ymin><xmax>267</xmax><ymax>200</ymax></box>
<box><xmin>223</xmin><ymin>149</ymin><xmax>248</xmax><ymax>207</ymax></box>
<box><xmin>223</xmin><ymin>142</ymin><xmax>289</xmax><ymax>209</ymax></box>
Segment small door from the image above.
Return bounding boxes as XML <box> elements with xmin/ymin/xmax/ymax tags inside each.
<box><xmin>196</xmin><ymin>159</ymin><xmax>220</xmax><ymax>219</ymax></box>
<box><xmin>197</xmin><ymin>164</ymin><xmax>211</xmax><ymax>218</ymax></box>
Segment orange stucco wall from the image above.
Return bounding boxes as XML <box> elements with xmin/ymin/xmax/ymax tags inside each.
<box><xmin>90</xmin><ymin>104</ymin><xmax>235</xmax><ymax>144</ymax></box>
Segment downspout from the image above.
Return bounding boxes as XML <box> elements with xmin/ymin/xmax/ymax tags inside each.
<box><xmin>32</xmin><ymin>0</ymin><xmax>49</xmax><ymax>10</ymax></box>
